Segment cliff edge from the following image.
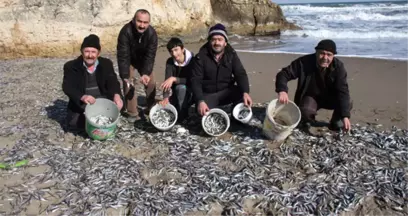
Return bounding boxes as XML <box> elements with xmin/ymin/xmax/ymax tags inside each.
<box><xmin>0</xmin><ymin>0</ymin><xmax>298</xmax><ymax>59</ymax></box>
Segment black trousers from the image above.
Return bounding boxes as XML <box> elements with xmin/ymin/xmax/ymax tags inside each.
<box><xmin>299</xmin><ymin>95</ymin><xmax>353</xmax><ymax>126</ymax></box>
<box><xmin>66</xmin><ymin>108</ymin><xmax>86</xmax><ymax>129</ymax></box>
<box><xmin>199</xmin><ymin>85</ymin><xmax>243</xmax><ymax>110</ymax></box>
<box><xmin>65</xmin><ymin>96</ymin><xmax>110</xmax><ymax>130</ymax></box>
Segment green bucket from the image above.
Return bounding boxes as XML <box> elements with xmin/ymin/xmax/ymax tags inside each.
<box><xmin>84</xmin><ymin>98</ymin><xmax>120</xmax><ymax>140</ymax></box>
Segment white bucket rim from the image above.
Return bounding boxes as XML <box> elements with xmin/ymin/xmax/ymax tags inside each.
<box><xmin>232</xmin><ymin>102</ymin><xmax>253</xmax><ymax>123</ymax></box>
<box><xmin>267</xmin><ymin>99</ymin><xmax>301</xmax><ymax>129</ymax></box>
<box><xmin>84</xmin><ymin>98</ymin><xmax>120</xmax><ymax>128</ymax></box>
<box><xmin>149</xmin><ymin>103</ymin><xmax>178</xmax><ymax>131</ymax></box>
<box><xmin>201</xmin><ymin>108</ymin><xmax>230</xmax><ymax>137</ymax></box>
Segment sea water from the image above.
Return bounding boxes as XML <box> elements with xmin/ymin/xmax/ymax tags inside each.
<box><xmin>232</xmin><ymin>1</ymin><xmax>408</xmax><ymax>60</ymax></box>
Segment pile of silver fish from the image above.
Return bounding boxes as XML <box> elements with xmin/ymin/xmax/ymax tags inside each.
<box><xmin>90</xmin><ymin>114</ymin><xmax>113</xmax><ymax>126</ymax></box>
<box><xmin>1</xmin><ymin>102</ymin><xmax>408</xmax><ymax>216</ymax></box>
<box><xmin>0</xmin><ymin>58</ymin><xmax>407</xmax><ymax>215</ymax></box>
<box><xmin>151</xmin><ymin>109</ymin><xmax>176</xmax><ymax>128</ymax></box>
<box><xmin>238</xmin><ymin>109</ymin><xmax>250</xmax><ymax>120</ymax></box>
<box><xmin>204</xmin><ymin>113</ymin><xmax>228</xmax><ymax>135</ymax></box>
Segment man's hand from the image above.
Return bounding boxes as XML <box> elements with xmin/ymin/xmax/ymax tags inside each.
<box><xmin>198</xmin><ymin>101</ymin><xmax>210</xmax><ymax>116</ymax></box>
<box><xmin>159</xmin><ymin>98</ymin><xmax>169</xmax><ymax>106</ymax></box>
<box><xmin>243</xmin><ymin>93</ymin><xmax>253</xmax><ymax>107</ymax></box>
<box><xmin>343</xmin><ymin>117</ymin><xmax>351</xmax><ymax>132</ymax></box>
<box><xmin>161</xmin><ymin>77</ymin><xmax>177</xmax><ymax>91</ymax></box>
<box><xmin>140</xmin><ymin>75</ymin><xmax>150</xmax><ymax>86</ymax></box>
<box><xmin>123</xmin><ymin>79</ymin><xmax>133</xmax><ymax>88</ymax></box>
<box><xmin>81</xmin><ymin>95</ymin><xmax>96</xmax><ymax>105</ymax></box>
<box><xmin>113</xmin><ymin>94</ymin><xmax>123</xmax><ymax>110</ymax></box>
<box><xmin>278</xmin><ymin>91</ymin><xmax>289</xmax><ymax>104</ymax></box>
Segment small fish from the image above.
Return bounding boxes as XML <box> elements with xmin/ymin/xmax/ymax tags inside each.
<box><xmin>151</xmin><ymin>109</ymin><xmax>176</xmax><ymax>128</ymax></box>
<box><xmin>237</xmin><ymin>109</ymin><xmax>250</xmax><ymax>120</ymax></box>
<box><xmin>90</xmin><ymin>115</ymin><xmax>113</xmax><ymax>126</ymax></box>
<box><xmin>204</xmin><ymin>113</ymin><xmax>227</xmax><ymax>135</ymax></box>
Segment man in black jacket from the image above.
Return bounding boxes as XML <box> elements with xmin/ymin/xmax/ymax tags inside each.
<box><xmin>275</xmin><ymin>39</ymin><xmax>352</xmax><ymax>131</ymax></box>
<box><xmin>191</xmin><ymin>23</ymin><xmax>253</xmax><ymax>116</ymax></box>
<box><xmin>159</xmin><ymin>37</ymin><xmax>194</xmax><ymax>122</ymax></box>
<box><xmin>62</xmin><ymin>34</ymin><xmax>123</xmax><ymax>129</ymax></box>
<box><xmin>117</xmin><ymin>9</ymin><xmax>158</xmax><ymax>122</ymax></box>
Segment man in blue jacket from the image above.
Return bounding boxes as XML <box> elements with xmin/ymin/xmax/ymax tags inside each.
<box><xmin>190</xmin><ymin>24</ymin><xmax>253</xmax><ymax>116</ymax></box>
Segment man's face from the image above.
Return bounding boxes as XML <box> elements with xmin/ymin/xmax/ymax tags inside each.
<box><xmin>316</xmin><ymin>49</ymin><xmax>334</xmax><ymax>68</ymax></box>
<box><xmin>169</xmin><ymin>46</ymin><xmax>185</xmax><ymax>63</ymax></box>
<box><xmin>210</xmin><ymin>35</ymin><xmax>227</xmax><ymax>54</ymax></box>
<box><xmin>135</xmin><ymin>12</ymin><xmax>150</xmax><ymax>33</ymax></box>
<box><xmin>82</xmin><ymin>47</ymin><xmax>100</xmax><ymax>66</ymax></box>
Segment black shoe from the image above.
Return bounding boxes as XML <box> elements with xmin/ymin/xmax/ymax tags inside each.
<box><xmin>328</xmin><ymin>120</ymin><xmax>343</xmax><ymax>132</ymax></box>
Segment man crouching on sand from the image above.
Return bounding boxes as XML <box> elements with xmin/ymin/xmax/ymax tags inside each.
<box><xmin>275</xmin><ymin>39</ymin><xmax>352</xmax><ymax>132</ymax></box>
<box><xmin>191</xmin><ymin>23</ymin><xmax>253</xmax><ymax>116</ymax></box>
<box><xmin>62</xmin><ymin>34</ymin><xmax>123</xmax><ymax>130</ymax></box>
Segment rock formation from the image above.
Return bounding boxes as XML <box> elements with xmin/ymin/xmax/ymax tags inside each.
<box><xmin>0</xmin><ymin>0</ymin><xmax>298</xmax><ymax>59</ymax></box>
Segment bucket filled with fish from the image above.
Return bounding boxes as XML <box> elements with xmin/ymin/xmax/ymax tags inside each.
<box><xmin>263</xmin><ymin>99</ymin><xmax>301</xmax><ymax>142</ymax></box>
<box><xmin>202</xmin><ymin>108</ymin><xmax>230</xmax><ymax>137</ymax></box>
<box><xmin>84</xmin><ymin>98</ymin><xmax>120</xmax><ymax>140</ymax></box>
<box><xmin>149</xmin><ymin>103</ymin><xmax>178</xmax><ymax>131</ymax></box>
<box><xmin>232</xmin><ymin>102</ymin><xmax>253</xmax><ymax>124</ymax></box>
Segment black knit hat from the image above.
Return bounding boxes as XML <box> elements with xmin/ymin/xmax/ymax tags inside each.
<box><xmin>208</xmin><ymin>23</ymin><xmax>228</xmax><ymax>42</ymax></box>
<box><xmin>315</xmin><ymin>39</ymin><xmax>337</xmax><ymax>54</ymax></box>
<box><xmin>81</xmin><ymin>34</ymin><xmax>101</xmax><ymax>50</ymax></box>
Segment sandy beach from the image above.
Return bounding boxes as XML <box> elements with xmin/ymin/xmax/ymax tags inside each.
<box><xmin>153</xmin><ymin>44</ymin><xmax>408</xmax><ymax>129</ymax></box>
<box><xmin>0</xmin><ymin>46</ymin><xmax>407</xmax><ymax>215</ymax></box>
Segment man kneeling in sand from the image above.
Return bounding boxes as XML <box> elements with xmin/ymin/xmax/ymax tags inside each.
<box><xmin>62</xmin><ymin>34</ymin><xmax>123</xmax><ymax>130</ymax></box>
<box><xmin>159</xmin><ymin>37</ymin><xmax>194</xmax><ymax>122</ymax></box>
<box><xmin>191</xmin><ymin>23</ymin><xmax>253</xmax><ymax>116</ymax></box>
<box><xmin>275</xmin><ymin>39</ymin><xmax>352</xmax><ymax>132</ymax></box>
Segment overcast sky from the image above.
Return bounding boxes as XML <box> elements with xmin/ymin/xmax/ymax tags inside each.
<box><xmin>273</xmin><ymin>0</ymin><xmax>406</xmax><ymax>4</ymax></box>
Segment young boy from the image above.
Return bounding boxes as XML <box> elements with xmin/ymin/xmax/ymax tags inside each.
<box><xmin>159</xmin><ymin>37</ymin><xmax>194</xmax><ymax>122</ymax></box>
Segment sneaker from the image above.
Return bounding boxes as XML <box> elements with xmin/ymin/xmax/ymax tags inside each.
<box><xmin>126</xmin><ymin>115</ymin><xmax>141</xmax><ymax>123</ymax></box>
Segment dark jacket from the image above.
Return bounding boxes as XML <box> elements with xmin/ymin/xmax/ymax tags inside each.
<box><xmin>163</xmin><ymin>49</ymin><xmax>195</xmax><ymax>98</ymax></box>
<box><xmin>275</xmin><ymin>53</ymin><xmax>351</xmax><ymax>118</ymax></box>
<box><xmin>62</xmin><ymin>56</ymin><xmax>122</xmax><ymax>113</ymax></box>
<box><xmin>116</xmin><ymin>21</ymin><xmax>158</xmax><ymax>79</ymax></box>
<box><xmin>190</xmin><ymin>43</ymin><xmax>250</xmax><ymax>102</ymax></box>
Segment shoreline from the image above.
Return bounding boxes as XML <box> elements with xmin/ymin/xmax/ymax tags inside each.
<box><xmin>235</xmin><ymin>49</ymin><xmax>408</xmax><ymax>62</ymax></box>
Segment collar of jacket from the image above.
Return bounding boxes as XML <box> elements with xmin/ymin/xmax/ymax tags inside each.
<box><xmin>199</xmin><ymin>42</ymin><xmax>234</xmax><ymax>65</ymax></box>
<box><xmin>130</xmin><ymin>20</ymin><xmax>151</xmax><ymax>43</ymax></box>
<box><xmin>83</xmin><ymin>59</ymin><xmax>99</xmax><ymax>73</ymax></box>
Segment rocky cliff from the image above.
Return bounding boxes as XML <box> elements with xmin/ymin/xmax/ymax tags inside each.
<box><xmin>0</xmin><ymin>0</ymin><xmax>298</xmax><ymax>59</ymax></box>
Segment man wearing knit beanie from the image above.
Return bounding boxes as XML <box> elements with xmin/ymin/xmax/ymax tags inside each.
<box><xmin>62</xmin><ymin>34</ymin><xmax>123</xmax><ymax>130</ymax></box>
<box><xmin>275</xmin><ymin>39</ymin><xmax>353</xmax><ymax>133</ymax></box>
<box><xmin>190</xmin><ymin>23</ymin><xmax>253</xmax><ymax>117</ymax></box>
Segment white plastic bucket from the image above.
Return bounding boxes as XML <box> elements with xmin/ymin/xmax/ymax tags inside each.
<box><xmin>202</xmin><ymin>108</ymin><xmax>230</xmax><ymax>137</ymax></box>
<box><xmin>263</xmin><ymin>99</ymin><xmax>301</xmax><ymax>142</ymax></box>
<box><xmin>232</xmin><ymin>103</ymin><xmax>253</xmax><ymax>124</ymax></box>
<box><xmin>149</xmin><ymin>103</ymin><xmax>178</xmax><ymax>131</ymax></box>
